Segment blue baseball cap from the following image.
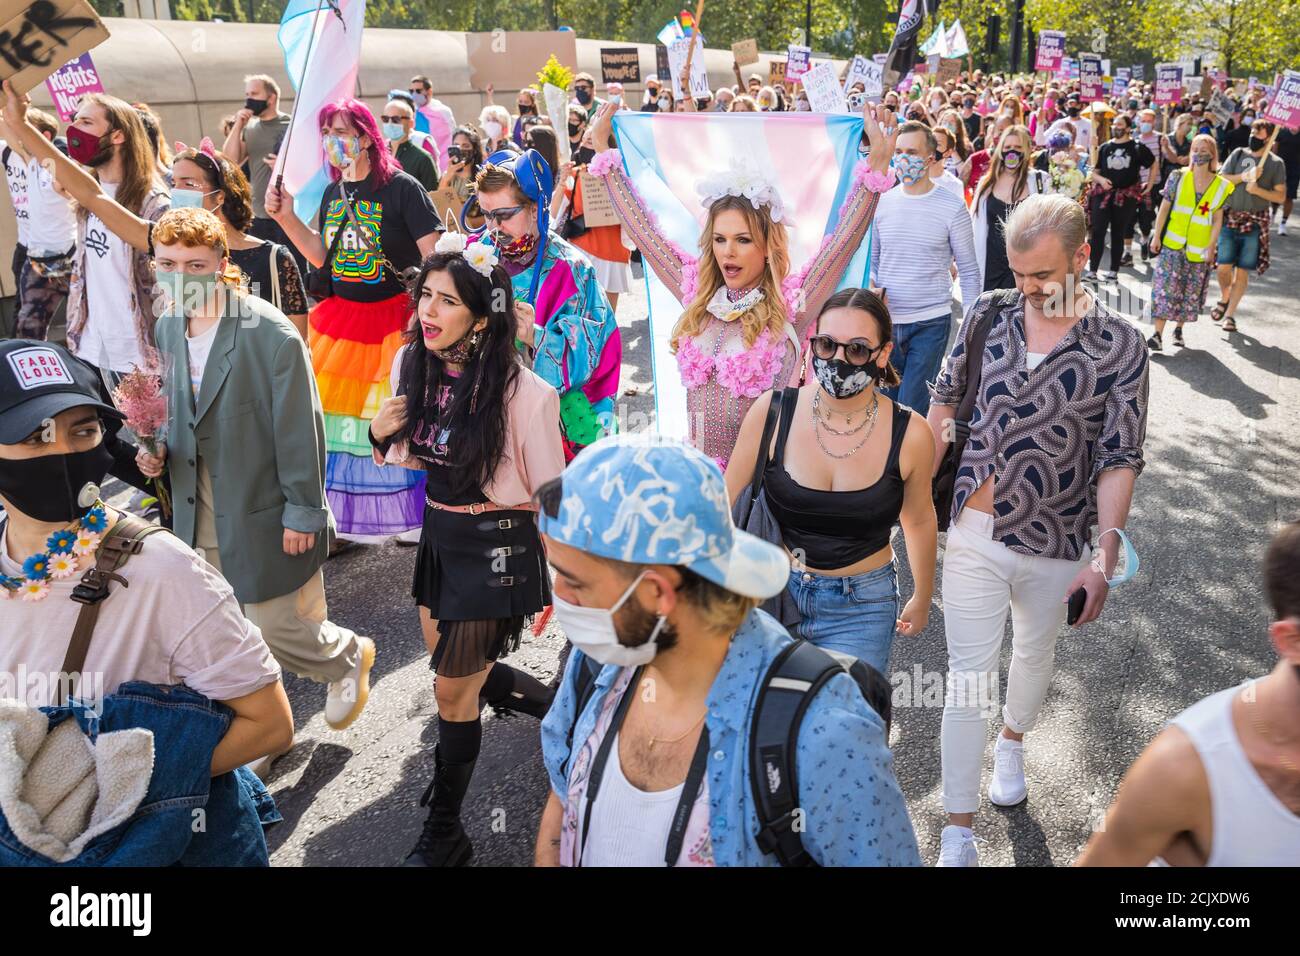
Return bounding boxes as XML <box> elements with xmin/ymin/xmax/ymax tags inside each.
<box><xmin>538</xmin><ymin>434</ymin><xmax>790</xmax><ymax>600</ymax></box>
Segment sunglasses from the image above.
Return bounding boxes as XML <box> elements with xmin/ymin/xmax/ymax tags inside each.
<box><xmin>574</xmin><ymin>84</ymin><xmax>593</xmax><ymax>93</ymax></box>
<box><xmin>810</xmin><ymin>334</ymin><xmax>881</xmax><ymax>366</ymax></box>
<box><xmin>380</xmin><ymin>115</ymin><xmax>406</xmax><ymax>123</ymax></box>
<box><xmin>480</xmin><ymin>204</ymin><xmax>525</xmax><ymax>224</ymax></box>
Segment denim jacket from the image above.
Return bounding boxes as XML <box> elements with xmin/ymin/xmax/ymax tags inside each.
<box><xmin>0</xmin><ymin>682</ymin><xmax>279</xmax><ymax>867</ymax></box>
<box><xmin>541</xmin><ymin>610</ymin><xmax>921</xmax><ymax>866</ymax></box>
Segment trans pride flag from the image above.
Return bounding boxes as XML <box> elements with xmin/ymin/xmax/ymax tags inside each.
<box><xmin>274</xmin><ymin>0</ymin><xmax>366</xmax><ymax>223</ymax></box>
<box><xmin>610</xmin><ymin>111</ymin><xmax>874</xmax><ymax>440</ymax></box>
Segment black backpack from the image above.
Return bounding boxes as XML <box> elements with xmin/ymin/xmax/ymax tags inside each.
<box><xmin>564</xmin><ymin>637</ymin><xmax>892</xmax><ymax>867</ymax></box>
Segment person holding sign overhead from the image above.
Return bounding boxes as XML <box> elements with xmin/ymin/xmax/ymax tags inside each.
<box><xmin>552</xmin><ymin>125</ymin><xmax>631</xmax><ymax>312</ymax></box>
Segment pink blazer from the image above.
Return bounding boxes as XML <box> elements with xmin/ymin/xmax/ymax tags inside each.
<box><xmin>374</xmin><ymin>346</ymin><xmax>566</xmax><ymax>507</ymax></box>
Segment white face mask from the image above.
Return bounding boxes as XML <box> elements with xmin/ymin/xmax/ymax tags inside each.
<box><xmin>483</xmin><ymin>120</ymin><xmax>504</xmax><ymax>140</ymax></box>
<box><xmin>552</xmin><ymin>571</ymin><xmax>666</xmax><ymax>667</ymax></box>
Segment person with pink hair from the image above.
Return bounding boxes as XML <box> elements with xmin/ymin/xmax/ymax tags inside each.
<box><xmin>267</xmin><ymin>99</ymin><xmax>445</xmax><ymax>542</ymax></box>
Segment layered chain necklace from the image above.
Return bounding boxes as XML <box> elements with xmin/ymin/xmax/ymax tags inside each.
<box><xmin>812</xmin><ymin>388</ymin><xmax>879</xmax><ymax>459</ymax></box>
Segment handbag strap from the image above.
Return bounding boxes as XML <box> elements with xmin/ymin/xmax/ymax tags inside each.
<box><xmin>58</xmin><ymin>514</ymin><xmax>169</xmax><ymax>705</ymax></box>
<box><xmin>339</xmin><ymin>185</ymin><xmax>403</xmax><ymax>282</ymax></box>
<box><xmin>738</xmin><ymin>389</ymin><xmax>785</xmax><ymax>528</ymax></box>
<box><xmin>267</xmin><ymin>241</ymin><xmax>282</xmax><ymax>311</ymax></box>
<box><xmin>954</xmin><ymin>294</ymin><xmax>1014</xmax><ymax>426</ymax></box>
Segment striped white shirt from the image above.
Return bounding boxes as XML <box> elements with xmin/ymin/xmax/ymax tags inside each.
<box><xmin>870</xmin><ymin>181</ymin><xmax>982</xmax><ymax>323</ymax></box>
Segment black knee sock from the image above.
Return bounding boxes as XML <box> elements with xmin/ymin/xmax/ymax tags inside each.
<box><xmin>482</xmin><ymin>662</ymin><xmax>551</xmax><ymax>707</ymax></box>
<box><xmin>437</xmin><ymin>716</ymin><xmax>482</xmax><ymax>764</ymax></box>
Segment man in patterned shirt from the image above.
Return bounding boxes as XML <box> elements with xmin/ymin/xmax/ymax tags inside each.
<box><xmin>926</xmin><ymin>194</ymin><xmax>1149</xmax><ymax>867</ymax></box>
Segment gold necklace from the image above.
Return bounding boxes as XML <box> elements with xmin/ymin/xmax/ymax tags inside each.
<box><xmin>813</xmin><ymin>389</ymin><xmax>879</xmax><ymax>459</ymax></box>
<box><xmin>647</xmin><ymin>710</ymin><xmax>707</xmax><ymax>750</ymax></box>
<box><xmin>1245</xmin><ymin>683</ymin><xmax>1299</xmax><ymax>774</ymax></box>
<box><xmin>813</xmin><ymin>389</ymin><xmax>876</xmax><ymax>436</ymax></box>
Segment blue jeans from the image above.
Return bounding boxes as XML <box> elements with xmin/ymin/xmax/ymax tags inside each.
<box><xmin>788</xmin><ymin>562</ymin><xmax>900</xmax><ymax>676</ymax></box>
<box><xmin>0</xmin><ymin>682</ymin><xmax>279</xmax><ymax>867</ymax></box>
<box><xmin>882</xmin><ymin>313</ymin><xmax>951</xmax><ymax>416</ymax></box>
<box><xmin>1216</xmin><ymin>224</ymin><xmax>1260</xmax><ymax>271</ymax></box>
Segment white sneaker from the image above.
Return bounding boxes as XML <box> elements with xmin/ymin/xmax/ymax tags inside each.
<box><xmin>1281</xmin><ymin>220</ymin><xmax>1289</xmax><ymax>236</ymax></box>
<box><xmin>988</xmin><ymin>735</ymin><xmax>1028</xmax><ymax>807</ymax></box>
<box><xmin>325</xmin><ymin>636</ymin><xmax>376</xmax><ymax>730</ymax></box>
<box><xmin>937</xmin><ymin>825</ymin><xmax>982</xmax><ymax>867</ymax></box>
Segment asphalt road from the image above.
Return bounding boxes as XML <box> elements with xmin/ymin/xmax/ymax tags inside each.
<box><xmin>256</xmin><ymin>223</ymin><xmax>1300</xmax><ymax>867</ymax></box>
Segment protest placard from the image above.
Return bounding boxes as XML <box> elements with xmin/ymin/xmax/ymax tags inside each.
<box><xmin>0</xmin><ymin>0</ymin><xmax>109</xmax><ymax>93</ymax></box>
<box><xmin>1263</xmin><ymin>69</ymin><xmax>1300</xmax><ymax>131</ymax></box>
<box><xmin>786</xmin><ymin>44</ymin><xmax>811</xmax><ymax>79</ymax></box>
<box><xmin>1207</xmin><ymin>88</ymin><xmax>1236</xmax><ymax>126</ymax></box>
<box><xmin>843</xmin><ymin>54</ymin><xmax>883</xmax><ymax>97</ymax></box>
<box><xmin>655</xmin><ymin>43</ymin><xmax>671</xmax><ymax>81</ymax></box>
<box><xmin>800</xmin><ymin>59</ymin><xmax>846</xmax><ymax>113</ymax></box>
<box><xmin>937</xmin><ymin>58</ymin><xmax>961</xmax><ymax>83</ymax></box>
<box><xmin>42</xmin><ymin>49</ymin><xmax>101</xmax><ymax>122</ymax></box>
<box><xmin>1079</xmin><ymin>54</ymin><xmax>1103</xmax><ymax>100</ymax></box>
<box><xmin>1155</xmin><ymin>63</ymin><xmax>1184</xmax><ymax>105</ymax></box>
<box><xmin>578</xmin><ymin>171</ymin><xmax>619</xmax><ymax>227</ymax></box>
<box><xmin>769</xmin><ymin>58</ymin><xmax>787</xmax><ymax>88</ymax></box>
<box><xmin>732</xmin><ymin>38</ymin><xmax>759</xmax><ymax>67</ymax></box>
<box><xmin>1132</xmin><ymin>64</ymin><xmax>1145</xmax><ymax>81</ymax></box>
<box><xmin>431</xmin><ymin>187</ymin><xmax>464</xmax><ymax>227</ymax></box>
<box><xmin>600</xmin><ymin>47</ymin><xmax>641</xmax><ymax>85</ymax></box>
<box><xmin>872</xmin><ymin>53</ymin><xmax>887</xmax><ymax>66</ymax></box>
<box><xmin>667</xmin><ymin>34</ymin><xmax>709</xmax><ymax>100</ymax></box>
<box><xmin>1034</xmin><ymin>30</ymin><xmax>1065</xmax><ymax>73</ymax></box>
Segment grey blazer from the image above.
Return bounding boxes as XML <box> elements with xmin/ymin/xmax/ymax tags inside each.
<box><xmin>156</xmin><ymin>292</ymin><xmax>332</xmax><ymax>605</ymax></box>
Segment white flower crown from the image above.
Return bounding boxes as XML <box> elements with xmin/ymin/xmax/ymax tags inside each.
<box><xmin>435</xmin><ymin>231</ymin><xmax>499</xmax><ymax>277</ymax></box>
<box><xmin>696</xmin><ymin>157</ymin><xmax>787</xmax><ymax>223</ymax></box>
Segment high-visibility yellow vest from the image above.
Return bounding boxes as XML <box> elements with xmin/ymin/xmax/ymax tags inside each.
<box><xmin>1162</xmin><ymin>171</ymin><xmax>1233</xmax><ymax>262</ymax></box>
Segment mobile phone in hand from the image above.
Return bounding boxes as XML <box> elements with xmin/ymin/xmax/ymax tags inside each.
<box><xmin>1067</xmin><ymin>586</ymin><xmax>1087</xmax><ymax>625</ymax></box>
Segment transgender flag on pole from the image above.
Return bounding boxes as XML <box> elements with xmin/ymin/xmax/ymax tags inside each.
<box><xmin>274</xmin><ymin>0</ymin><xmax>366</xmax><ymax>223</ymax></box>
<box><xmin>611</xmin><ymin>111</ymin><xmax>873</xmax><ymax>439</ymax></box>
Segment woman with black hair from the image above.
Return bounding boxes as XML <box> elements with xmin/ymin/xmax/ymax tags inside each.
<box><xmin>369</xmin><ymin>239</ymin><xmax>564</xmax><ymax>868</ymax></box>
<box><xmin>439</xmin><ymin>125</ymin><xmax>486</xmax><ymax>230</ymax></box>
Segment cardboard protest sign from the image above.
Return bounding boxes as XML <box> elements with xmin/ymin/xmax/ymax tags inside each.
<box><xmin>0</xmin><ymin>0</ymin><xmax>109</xmax><ymax>94</ymax></box>
<box><xmin>667</xmin><ymin>34</ymin><xmax>709</xmax><ymax>100</ymax></box>
<box><xmin>578</xmin><ymin>170</ymin><xmax>619</xmax><ymax>226</ymax></box>
<box><xmin>466</xmin><ymin>31</ymin><xmax>576</xmax><ymax>91</ymax></box>
<box><xmin>732</xmin><ymin>38</ymin><xmax>759</xmax><ymax>67</ymax></box>
<box><xmin>1155</xmin><ymin>63</ymin><xmax>1183</xmax><ymax>105</ymax></box>
<box><xmin>786</xmin><ymin>44</ymin><xmax>811</xmax><ymax>79</ymax></box>
<box><xmin>1207</xmin><ymin>88</ymin><xmax>1236</xmax><ymax>126</ymax></box>
<box><xmin>600</xmin><ymin>47</ymin><xmax>640</xmax><ymax>85</ymax></box>
<box><xmin>937</xmin><ymin>57</ymin><xmax>961</xmax><ymax>83</ymax></box>
<box><xmin>431</xmin><ymin>187</ymin><xmax>465</xmax><ymax>226</ymax></box>
<box><xmin>769</xmin><ymin>58</ymin><xmax>787</xmax><ymax>88</ymax></box>
<box><xmin>1034</xmin><ymin>30</ymin><xmax>1066</xmax><ymax>73</ymax></box>
<box><xmin>925</xmin><ymin>53</ymin><xmax>939</xmax><ymax>75</ymax></box>
<box><xmin>801</xmin><ymin>59</ymin><xmax>846</xmax><ymax>113</ymax></box>
<box><xmin>42</xmin><ymin>49</ymin><xmax>100</xmax><ymax>122</ymax></box>
<box><xmin>1263</xmin><ymin>69</ymin><xmax>1300</xmax><ymax>131</ymax></box>
<box><xmin>843</xmin><ymin>54</ymin><xmax>882</xmax><ymax>97</ymax></box>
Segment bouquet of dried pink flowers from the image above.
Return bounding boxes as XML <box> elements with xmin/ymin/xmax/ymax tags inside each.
<box><xmin>112</xmin><ymin>353</ymin><xmax>173</xmax><ymax>519</ymax></box>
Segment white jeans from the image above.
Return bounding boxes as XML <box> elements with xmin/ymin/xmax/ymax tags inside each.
<box><xmin>940</xmin><ymin>508</ymin><xmax>1090</xmax><ymax>814</ymax></box>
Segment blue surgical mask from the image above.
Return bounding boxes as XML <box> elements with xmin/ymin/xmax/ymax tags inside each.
<box><xmin>170</xmin><ymin>187</ymin><xmax>215</xmax><ymax>210</ymax></box>
<box><xmin>382</xmin><ymin>122</ymin><xmax>405</xmax><ymax>142</ymax></box>
<box><xmin>893</xmin><ymin>153</ymin><xmax>929</xmax><ymax>185</ymax></box>
<box><xmin>1139</xmin><ymin>121</ymin><xmax>1153</xmax><ymax>134</ymax></box>
<box><xmin>1094</xmin><ymin>528</ymin><xmax>1140</xmax><ymax>587</ymax></box>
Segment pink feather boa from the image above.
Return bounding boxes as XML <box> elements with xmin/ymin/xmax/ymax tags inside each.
<box><xmin>674</xmin><ymin>329</ymin><xmax>785</xmax><ymax>399</ymax></box>
<box><xmin>587</xmin><ymin>149</ymin><xmax>623</xmax><ymax>179</ymax></box>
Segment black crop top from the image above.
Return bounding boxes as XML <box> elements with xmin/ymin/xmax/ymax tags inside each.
<box><xmin>763</xmin><ymin>388</ymin><xmax>909</xmax><ymax>571</ymax></box>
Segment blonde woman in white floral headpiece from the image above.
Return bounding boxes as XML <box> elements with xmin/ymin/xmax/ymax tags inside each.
<box><xmin>369</xmin><ymin>236</ymin><xmax>565</xmax><ymax>868</ymax></box>
<box><xmin>589</xmin><ymin>100</ymin><xmax>897</xmax><ymax>470</ymax></box>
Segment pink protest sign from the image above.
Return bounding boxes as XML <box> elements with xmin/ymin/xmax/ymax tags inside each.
<box><xmin>1079</xmin><ymin>55</ymin><xmax>1103</xmax><ymax>100</ymax></box>
<box><xmin>1035</xmin><ymin>31</ymin><xmax>1065</xmax><ymax>73</ymax></box>
<box><xmin>1263</xmin><ymin>70</ymin><xmax>1300</xmax><ymax>131</ymax></box>
<box><xmin>44</xmin><ymin>52</ymin><xmax>104</xmax><ymax>123</ymax></box>
<box><xmin>1154</xmin><ymin>63</ymin><xmax>1183</xmax><ymax>105</ymax></box>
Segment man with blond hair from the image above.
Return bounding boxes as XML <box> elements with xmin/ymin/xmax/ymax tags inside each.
<box><xmin>927</xmin><ymin>194</ymin><xmax>1149</xmax><ymax>866</ymax></box>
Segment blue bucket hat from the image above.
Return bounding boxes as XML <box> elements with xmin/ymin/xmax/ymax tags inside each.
<box><xmin>482</xmin><ymin>147</ymin><xmax>554</xmax><ymax>304</ymax></box>
<box><xmin>538</xmin><ymin>434</ymin><xmax>789</xmax><ymax>600</ymax></box>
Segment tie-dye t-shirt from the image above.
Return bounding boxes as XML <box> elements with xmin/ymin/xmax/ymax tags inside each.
<box><xmin>317</xmin><ymin>170</ymin><xmax>442</xmax><ymax>303</ymax></box>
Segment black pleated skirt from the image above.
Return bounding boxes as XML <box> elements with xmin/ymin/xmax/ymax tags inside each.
<box><xmin>412</xmin><ymin>505</ymin><xmax>549</xmax><ymax>677</ymax></box>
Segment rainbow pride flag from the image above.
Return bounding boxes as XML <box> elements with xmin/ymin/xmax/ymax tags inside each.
<box><xmin>610</xmin><ymin>111</ymin><xmax>874</xmax><ymax>440</ymax></box>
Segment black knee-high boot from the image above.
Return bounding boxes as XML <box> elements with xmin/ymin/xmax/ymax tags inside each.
<box><xmin>480</xmin><ymin>662</ymin><xmax>554</xmax><ymax>719</ymax></box>
<box><xmin>404</xmin><ymin>717</ymin><xmax>479</xmax><ymax>867</ymax></box>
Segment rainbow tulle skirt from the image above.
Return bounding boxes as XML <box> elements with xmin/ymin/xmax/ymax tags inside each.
<box><xmin>309</xmin><ymin>293</ymin><xmax>424</xmax><ymax>539</ymax></box>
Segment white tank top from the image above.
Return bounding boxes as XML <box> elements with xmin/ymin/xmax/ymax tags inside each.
<box><xmin>581</xmin><ymin>732</ymin><xmax>684</xmax><ymax>867</ymax></box>
<box><xmin>1170</xmin><ymin>683</ymin><xmax>1300</xmax><ymax>866</ymax></box>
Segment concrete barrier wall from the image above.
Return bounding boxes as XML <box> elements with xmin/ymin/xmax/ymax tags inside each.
<box><xmin>1</xmin><ymin>18</ymin><xmax>842</xmax><ymax>300</ymax></box>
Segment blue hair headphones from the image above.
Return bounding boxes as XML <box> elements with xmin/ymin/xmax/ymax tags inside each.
<box><xmin>478</xmin><ymin>148</ymin><xmax>554</xmax><ymax>305</ymax></box>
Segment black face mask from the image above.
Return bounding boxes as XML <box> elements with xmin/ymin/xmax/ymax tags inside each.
<box><xmin>812</xmin><ymin>354</ymin><xmax>884</xmax><ymax>399</ymax></box>
<box><xmin>245</xmin><ymin>97</ymin><xmax>269</xmax><ymax>114</ymax></box>
<box><xmin>568</xmin><ymin>121</ymin><xmax>582</xmax><ymax>138</ymax></box>
<box><xmin>575</xmin><ymin>88</ymin><xmax>593</xmax><ymax>106</ymax></box>
<box><xmin>1250</xmin><ymin>136</ymin><xmax>1268</xmax><ymax>151</ymax></box>
<box><xmin>517</xmin><ymin>104</ymin><xmax>534</xmax><ymax>115</ymax></box>
<box><xmin>1067</xmin><ymin>106</ymin><xmax>1081</xmax><ymax>117</ymax></box>
<box><xmin>0</xmin><ymin>442</ymin><xmax>114</xmax><ymax>524</ymax></box>
<box><xmin>572</xmin><ymin>146</ymin><xmax>596</xmax><ymax>166</ymax></box>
